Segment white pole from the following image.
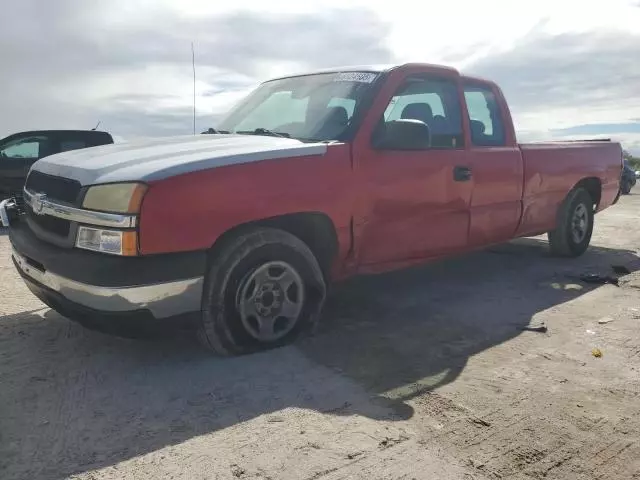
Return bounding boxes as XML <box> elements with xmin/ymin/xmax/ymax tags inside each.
<box><xmin>192</xmin><ymin>42</ymin><xmax>196</xmax><ymax>135</ymax></box>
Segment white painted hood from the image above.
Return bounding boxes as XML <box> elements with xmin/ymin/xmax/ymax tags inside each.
<box><xmin>31</xmin><ymin>134</ymin><xmax>328</xmax><ymax>186</ymax></box>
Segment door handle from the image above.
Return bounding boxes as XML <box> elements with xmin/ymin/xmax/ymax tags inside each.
<box><xmin>453</xmin><ymin>166</ymin><xmax>472</xmax><ymax>182</ymax></box>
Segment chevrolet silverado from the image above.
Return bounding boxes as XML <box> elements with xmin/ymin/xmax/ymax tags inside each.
<box><xmin>5</xmin><ymin>63</ymin><xmax>624</xmax><ymax>355</ymax></box>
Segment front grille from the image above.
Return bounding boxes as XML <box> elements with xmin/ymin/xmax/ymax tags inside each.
<box><xmin>26</xmin><ymin>204</ymin><xmax>71</xmax><ymax>237</ymax></box>
<box><xmin>25</xmin><ymin>171</ymin><xmax>82</xmax><ymax>204</ymax></box>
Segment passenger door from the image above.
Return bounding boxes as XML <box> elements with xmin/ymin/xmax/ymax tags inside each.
<box><xmin>354</xmin><ymin>72</ymin><xmax>473</xmax><ymax>266</ymax></box>
<box><xmin>462</xmin><ymin>82</ymin><xmax>524</xmax><ymax>246</ymax></box>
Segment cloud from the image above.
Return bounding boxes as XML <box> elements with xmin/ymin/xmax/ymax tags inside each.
<box><xmin>466</xmin><ymin>29</ymin><xmax>640</xmax><ymax>152</ymax></box>
<box><xmin>468</xmin><ymin>30</ymin><xmax>640</xmax><ymax>117</ymax></box>
<box><xmin>0</xmin><ymin>1</ymin><xmax>393</xmax><ymax>139</ymax></box>
<box><xmin>2</xmin><ymin>0</ymin><xmax>639</xmax><ymax>155</ymax></box>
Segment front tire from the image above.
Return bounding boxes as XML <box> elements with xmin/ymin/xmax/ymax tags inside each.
<box><xmin>198</xmin><ymin>228</ymin><xmax>326</xmax><ymax>355</ymax></box>
<box><xmin>547</xmin><ymin>188</ymin><xmax>594</xmax><ymax>257</ymax></box>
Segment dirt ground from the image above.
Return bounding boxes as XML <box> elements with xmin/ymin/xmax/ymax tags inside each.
<box><xmin>2</xmin><ymin>196</ymin><xmax>640</xmax><ymax>480</ymax></box>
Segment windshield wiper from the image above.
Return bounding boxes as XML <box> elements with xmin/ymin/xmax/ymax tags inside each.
<box><xmin>236</xmin><ymin>128</ymin><xmax>290</xmax><ymax>138</ymax></box>
<box><xmin>201</xmin><ymin>127</ymin><xmax>230</xmax><ymax>134</ymax></box>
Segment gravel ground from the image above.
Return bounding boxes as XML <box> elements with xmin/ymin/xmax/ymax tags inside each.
<box><xmin>1</xmin><ymin>195</ymin><xmax>640</xmax><ymax>480</ymax></box>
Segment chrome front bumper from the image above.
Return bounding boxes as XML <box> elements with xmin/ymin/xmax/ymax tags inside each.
<box><xmin>12</xmin><ymin>248</ymin><xmax>204</xmax><ymax>319</ymax></box>
<box><xmin>0</xmin><ymin>197</ymin><xmax>14</xmax><ymax>227</ymax></box>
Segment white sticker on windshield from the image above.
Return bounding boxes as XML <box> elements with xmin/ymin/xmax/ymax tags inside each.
<box><xmin>334</xmin><ymin>72</ymin><xmax>378</xmax><ymax>83</ymax></box>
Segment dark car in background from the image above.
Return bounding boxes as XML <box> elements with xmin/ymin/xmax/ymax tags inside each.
<box><xmin>621</xmin><ymin>159</ymin><xmax>636</xmax><ymax>194</ymax></box>
<box><xmin>0</xmin><ymin>130</ymin><xmax>114</xmax><ymax>199</ymax></box>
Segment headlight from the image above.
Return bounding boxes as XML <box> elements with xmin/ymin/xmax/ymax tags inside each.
<box><xmin>82</xmin><ymin>182</ymin><xmax>147</xmax><ymax>214</ymax></box>
<box><xmin>76</xmin><ymin>226</ymin><xmax>138</xmax><ymax>256</ymax></box>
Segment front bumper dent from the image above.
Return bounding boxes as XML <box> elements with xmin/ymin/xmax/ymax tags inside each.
<box><xmin>12</xmin><ymin>248</ymin><xmax>203</xmax><ymax>319</ymax></box>
<box><xmin>10</xmin><ymin>220</ymin><xmax>206</xmax><ymax>329</ymax></box>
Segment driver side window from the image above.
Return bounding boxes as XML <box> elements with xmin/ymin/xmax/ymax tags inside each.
<box><xmin>0</xmin><ymin>136</ymin><xmax>47</xmax><ymax>160</ymax></box>
<box><xmin>376</xmin><ymin>76</ymin><xmax>464</xmax><ymax>149</ymax></box>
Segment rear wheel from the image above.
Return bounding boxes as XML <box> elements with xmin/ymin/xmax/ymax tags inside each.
<box><xmin>621</xmin><ymin>179</ymin><xmax>632</xmax><ymax>195</ymax></box>
<box><xmin>198</xmin><ymin>228</ymin><xmax>326</xmax><ymax>355</ymax></box>
<box><xmin>547</xmin><ymin>188</ymin><xmax>594</xmax><ymax>257</ymax></box>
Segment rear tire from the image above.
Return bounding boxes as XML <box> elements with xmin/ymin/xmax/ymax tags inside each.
<box><xmin>547</xmin><ymin>188</ymin><xmax>594</xmax><ymax>258</ymax></box>
<box><xmin>198</xmin><ymin>228</ymin><xmax>326</xmax><ymax>355</ymax></box>
<box><xmin>621</xmin><ymin>179</ymin><xmax>632</xmax><ymax>195</ymax></box>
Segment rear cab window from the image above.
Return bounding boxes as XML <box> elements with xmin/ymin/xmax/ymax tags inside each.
<box><xmin>59</xmin><ymin>140</ymin><xmax>87</xmax><ymax>152</ymax></box>
<box><xmin>463</xmin><ymin>84</ymin><xmax>506</xmax><ymax>146</ymax></box>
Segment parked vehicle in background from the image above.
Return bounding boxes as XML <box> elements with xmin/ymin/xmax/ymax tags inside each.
<box><xmin>5</xmin><ymin>63</ymin><xmax>623</xmax><ymax>355</ymax></box>
<box><xmin>0</xmin><ymin>130</ymin><xmax>114</xmax><ymax>200</ymax></box>
<box><xmin>621</xmin><ymin>160</ymin><xmax>637</xmax><ymax>194</ymax></box>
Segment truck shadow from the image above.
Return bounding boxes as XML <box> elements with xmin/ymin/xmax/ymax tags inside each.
<box><xmin>1</xmin><ymin>238</ymin><xmax>639</xmax><ymax>479</ymax></box>
<box><xmin>303</xmin><ymin>237</ymin><xmax>640</xmax><ymax>415</ymax></box>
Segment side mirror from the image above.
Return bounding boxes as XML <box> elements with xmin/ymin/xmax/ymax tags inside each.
<box><xmin>374</xmin><ymin>119</ymin><xmax>431</xmax><ymax>150</ymax></box>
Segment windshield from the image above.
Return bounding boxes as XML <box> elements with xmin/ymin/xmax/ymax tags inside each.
<box><xmin>217</xmin><ymin>71</ymin><xmax>379</xmax><ymax>142</ymax></box>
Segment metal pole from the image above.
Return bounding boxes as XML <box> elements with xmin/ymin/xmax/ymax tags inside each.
<box><xmin>191</xmin><ymin>42</ymin><xmax>196</xmax><ymax>135</ymax></box>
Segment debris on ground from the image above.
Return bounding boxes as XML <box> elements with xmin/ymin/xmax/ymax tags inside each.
<box><xmin>378</xmin><ymin>434</ymin><xmax>409</xmax><ymax>449</ymax></box>
<box><xmin>592</xmin><ymin>348</ymin><xmax>603</xmax><ymax>358</ymax></box>
<box><xmin>468</xmin><ymin>417</ymin><xmax>491</xmax><ymax>427</ymax></box>
<box><xmin>230</xmin><ymin>464</ymin><xmax>246</xmax><ymax>478</ymax></box>
<box><xmin>548</xmin><ymin>282</ymin><xmax>583</xmax><ymax>291</ymax></box>
<box><xmin>468</xmin><ymin>458</ymin><xmax>486</xmax><ymax>469</ymax></box>
<box><xmin>521</xmin><ymin>324</ymin><xmax>548</xmax><ymax>333</ymax></box>
<box><xmin>598</xmin><ymin>317</ymin><xmax>614</xmax><ymax>324</ymax></box>
<box><xmin>294</xmin><ymin>442</ymin><xmax>322</xmax><ymax>451</ymax></box>
<box><xmin>579</xmin><ymin>273</ymin><xmax>620</xmax><ymax>286</ymax></box>
<box><xmin>612</xmin><ymin>265</ymin><xmax>632</xmax><ymax>275</ymax></box>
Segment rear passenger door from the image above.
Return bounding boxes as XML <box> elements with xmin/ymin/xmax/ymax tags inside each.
<box><xmin>355</xmin><ymin>73</ymin><xmax>473</xmax><ymax>265</ymax></box>
<box><xmin>463</xmin><ymin>82</ymin><xmax>524</xmax><ymax>246</ymax></box>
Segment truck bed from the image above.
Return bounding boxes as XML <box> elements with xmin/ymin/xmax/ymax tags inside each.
<box><xmin>516</xmin><ymin>140</ymin><xmax>622</xmax><ymax>236</ymax></box>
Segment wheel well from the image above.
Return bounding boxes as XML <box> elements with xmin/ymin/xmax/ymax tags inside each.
<box><xmin>209</xmin><ymin>212</ymin><xmax>339</xmax><ymax>279</ymax></box>
<box><xmin>574</xmin><ymin>177</ymin><xmax>602</xmax><ymax>208</ymax></box>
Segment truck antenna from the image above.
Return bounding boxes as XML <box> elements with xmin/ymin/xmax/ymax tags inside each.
<box><xmin>191</xmin><ymin>42</ymin><xmax>196</xmax><ymax>135</ymax></box>
<box><xmin>92</xmin><ymin>121</ymin><xmax>101</xmax><ymax>131</ymax></box>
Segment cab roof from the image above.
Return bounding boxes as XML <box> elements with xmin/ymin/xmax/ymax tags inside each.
<box><xmin>266</xmin><ymin>63</ymin><xmax>492</xmax><ymax>85</ymax></box>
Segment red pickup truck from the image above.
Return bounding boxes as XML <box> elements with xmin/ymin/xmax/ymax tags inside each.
<box><xmin>6</xmin><ymin>63</ymin><xmax>623</xmax><ymax>355</ymax></box>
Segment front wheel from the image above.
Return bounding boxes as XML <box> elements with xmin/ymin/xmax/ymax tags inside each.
<box><xmin>547</xmin><ymin>188</ymin><xmax>594</xmax><ymax>257</ymax></box>
<box><xmin>198</xmin><ymin>228</ymin><xmax>326</xmax><ymax>355</ymax></box>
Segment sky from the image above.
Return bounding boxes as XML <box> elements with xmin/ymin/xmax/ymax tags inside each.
<box><xmin>1</xmin><ymin>0</ymin><xmax>640</xmax><ymax>153</ymax></box>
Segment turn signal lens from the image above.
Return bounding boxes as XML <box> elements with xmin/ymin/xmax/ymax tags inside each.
<box><xmin>76</xmin><ymin>226</ymin><xmax>138</xmax><ymax>256</ymax></box>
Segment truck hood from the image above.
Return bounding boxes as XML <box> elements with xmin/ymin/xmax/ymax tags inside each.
<box><xmin>30</xmin><ymin>134</ymin><xmax>329</xmax><ymax>186</ymax></box>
